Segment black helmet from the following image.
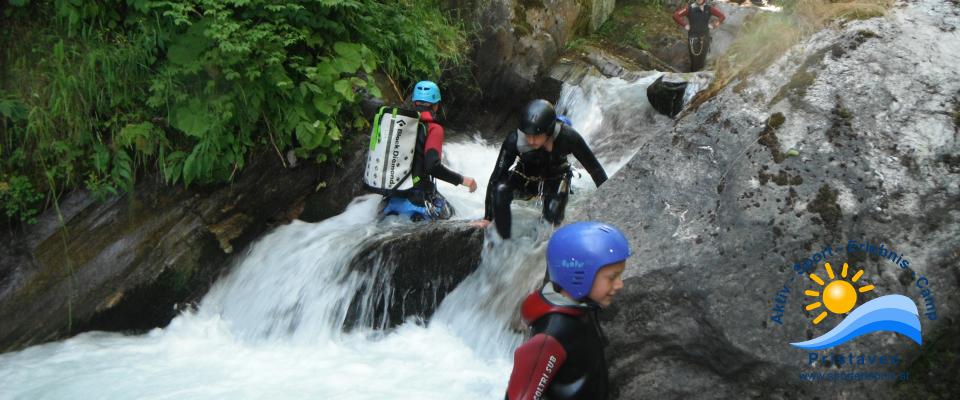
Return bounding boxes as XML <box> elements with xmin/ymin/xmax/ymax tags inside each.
<box><xmin>519</xmin><ymin>99</ymin><xmax>556</xmax><ymax>136</ymax></box>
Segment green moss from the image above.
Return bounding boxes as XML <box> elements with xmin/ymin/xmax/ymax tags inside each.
<box><xmin>770</xmin><ymin>68</ymin><xmax>817</xmax><ymax>106</ymax></box>
<box><xmin>826</xmin><ymin>102</ymin><xmax>854</xmax><ymax>144</ymax></box>
<box><xmin>512</xmin><ymin>2</ymin><xmax>534</xmax><ymax>37</ymax></box>
<box><xmin>807</xmin><ymin>184</ymin><xmax>842</xmax><ymax>233</ymax></box>
<box><xmin>856</xmin><ymin>29</ymin><xmax>879</xmax><ymax>40</ymax></box>
<box><xmin>896</xmin><ymin>322</ymin><xmax>960</xmax><ymax>398</ymax></box>
<box><xmin>770</xmin><ymin>45</ymin><xmax>832</xmax><ymax>106</ymax></box>
<box><xmin>831</xmin><ymin>29</ymin><xmax>879</xmax><ymax>59</ymax></box>
<box><xmin>768</xmin><ymin>112</ymin><xmax>786</xmax><ymax>129</ymax></box>
<box><xmin>758</xmin><ymin>169</ymin><xmax>803</xmax><ymax>187</ymax></box>
<box><xmin>759</xmin><ymin>113</ymin><xmax>787</xmax><ymax>163</ymax></box>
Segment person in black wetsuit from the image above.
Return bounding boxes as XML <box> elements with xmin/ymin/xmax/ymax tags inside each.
<box><xmin>504</xmin><ymin>221</ymin><xmax>632</xmax><ymax>400</ymax></box>
<box><xmin>471</xmin><ymin>99</ymin><xmax>607</xmax><ymax>239</ymax></box>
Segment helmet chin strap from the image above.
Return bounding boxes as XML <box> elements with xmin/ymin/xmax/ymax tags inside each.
<box><xmin>552</xmin><ymin>121</ymin><xmax>562</xmax><ymax>139</ymax></box>
<box><xmin>582</xmin><ymin>298</ymin><xmax>603</xmax><ymax>310</ymax></box>
<box><xmin>551</xmin><ymin>282</ymin><xmax>602</xmax><ymax>309</ymax></box>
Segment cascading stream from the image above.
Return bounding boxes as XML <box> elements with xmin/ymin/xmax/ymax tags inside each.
<box><xmin>0</xmin><ymin>72</ymin><xmax>689</xmax><ymax>399</ymax></box>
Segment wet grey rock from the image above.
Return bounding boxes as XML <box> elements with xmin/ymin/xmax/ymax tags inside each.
<box><xmin>613</xmin><ymin>44</ymin><xmax>682</xmax><ymax>73</ymax></box>
<box><xmin>299</xmin><ymin>137</ymin><xmax>369</xmax><ymax>223</ymax></box>
<box><xmin>344</xmin><ymin>222</ymin><xmax>484</xmax><ymax>329</ymax></box>
<box><xmin>576</xmin><ymin>1</ymin><xmax>960</xmax><ymax>398</ymax></box>
<box><xmin>561</xmin><ymin>44</ymin><xmax>679</xmax><ymax>80</ymax></box>
<box><xmin>443</xmin><ymin>0</ymin><xmax>615</xmax><ymax>132</ymax></box>
<box><xmin>0</xmin><ymin>145</ymin><xmax>361</xmax><ymax>352</ymax></box>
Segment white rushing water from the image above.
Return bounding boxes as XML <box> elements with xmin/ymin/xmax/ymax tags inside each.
<box><xmin>0</xmin><ymin>73</ymin><xmax>680</xmax><ymax>400</ymax></box>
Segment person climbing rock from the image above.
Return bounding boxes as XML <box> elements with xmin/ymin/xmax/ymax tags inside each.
<box><xmin>504</xmin><ymin>221</ymin><xmax>632</xmax><ymax>400</ymax></box>
<box><xmin>673</xmin><ymin>0</ymin><xmax>726</xmax><ymax>72</ymax></box>
<box><xmin>471</xmin><ymin>99</ymin><xmax>606</xmax><ymax>239</ymax></box>
<box><xmin>365</xmin><ymin>80</ymin><xmax>477</xmax><ymax>220</ymax></box>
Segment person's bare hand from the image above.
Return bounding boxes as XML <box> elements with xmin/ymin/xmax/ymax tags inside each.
<box><xmin>470</xmin><ymin>219</ymin><xmax>491</xmax><ymax>228</ymax></box>
<box><xmin>684</xmin><ymin>24</ymin><xmax>690</xmax><ymax>31</ymax></box>
<box><xmin>462</xmin><ymin>177</ymin><xmax>478</xmax><ymax>193</ymax></box>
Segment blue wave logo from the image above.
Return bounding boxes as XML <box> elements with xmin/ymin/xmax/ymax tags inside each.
<box><xmin>791</xmin><ymin>294</ymin><xmax>922</xmax><ymax>350</ymax></box>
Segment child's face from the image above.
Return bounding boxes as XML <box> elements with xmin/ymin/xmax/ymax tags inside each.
<box><xmin>588</xmin><ymin>261</ymin><xmax>626</xmax><ymax>308</ymax></box>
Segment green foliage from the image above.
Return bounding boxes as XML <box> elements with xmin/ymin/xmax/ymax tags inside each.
<box><xmin>1</xmin><ymin>0</ymin><xmax>466</xmax><ymax>224</ymax></box>
<box><xmin>634</xmin><ymin>0</ymin><xmax>665</xmax><ymax>9</ymax></box>
<box><xmin>0</xmin><ymin>174</ymin><xmax>44</xmax><ymax>224</ymax></box>
<box><xmin>588</xmin><ymin>0</ymin><xmax>682</xmax><ymax>52</ymax></box>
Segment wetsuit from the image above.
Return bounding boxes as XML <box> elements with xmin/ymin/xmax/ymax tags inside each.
<box><xmin>673</xmin><ymin>2</ymin><xmax>726</xmax><ymax>72</ymax></box>
<box><xmin>505</xmin><ymin>285</ymin><xmax>609</xmax><ymax>400</ymax></box>
<box><xmin>384</xmin><ymin>106</ymin><xmax>461</xmax><ymax>220</ymax></box>
<box><xmin>483</xmin><ymin>124</ymin><xmax>606</xmax><ymax>238</ymax></box>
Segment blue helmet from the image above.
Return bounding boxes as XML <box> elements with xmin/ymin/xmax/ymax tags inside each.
<box><xmin>412</xmin><ymin>80</ymin><xmax>441</xmax><ymax>104</ymax></box>
<box><xmin>547</xmin><ymin>221</ymin><xmax>631</xmax><ymax>300</ymax></box>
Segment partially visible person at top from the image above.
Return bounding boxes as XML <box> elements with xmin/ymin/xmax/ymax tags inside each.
<box><xmin>504</xmin><ymin>221</ymin><xmax>632</xmax><ymax>400</ymax></box>
<box><xmin>471</xmin><ymin>99</ymin><xmax>606</xmax><ymax>239</ymax></box>
<box><xmin>673</xmin><ymin>0</ymin><xmax>726</xmax><ymax>72</ymax></box>
<box><xmin>381</xmin><ymin>80</ymin><xmax>477</xmax><ymax>220</ymax></box>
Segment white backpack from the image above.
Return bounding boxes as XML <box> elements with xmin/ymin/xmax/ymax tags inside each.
<box><xmin>363</xmin><ymin>106</ymin><xmax>422</xmax><ymax>195</ymax></box>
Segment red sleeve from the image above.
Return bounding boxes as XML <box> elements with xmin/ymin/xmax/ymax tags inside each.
<box><xmin>710</xmin><ymin>6</ymin><xmax>726</xmax><ymax>24</ymax></box>
<box><xmin>505</xmin><ymin>334</ymin><xmax>567</xmax><ymax>400</ymax></box>
<box><xmin>672</xmin><ymin>6</ymin><xmax>688</xmax><ymax>26</ymax></box>
<box><xmin>424</xmin><ymin>122</ymin><xmax>444</xmax><ymax>155</ymax></box>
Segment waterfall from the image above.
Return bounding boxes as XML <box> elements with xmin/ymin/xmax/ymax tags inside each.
<box><xmin>0</xmin><ymin>71</ymin><xmax>687</xmax><ymax>400</ymax></box>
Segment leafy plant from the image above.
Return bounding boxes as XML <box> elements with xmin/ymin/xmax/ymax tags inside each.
<box><xmin>0</xmin><ymin>0</ymin><xmax>466</xmax><ymax>224</ymax></box>
<box><xmin>0</xmin><ymin>175</ymin><xmax>44</xmax><ymax>224</ymax></box>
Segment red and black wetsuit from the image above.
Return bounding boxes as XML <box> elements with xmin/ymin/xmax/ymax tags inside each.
<box><xmin>505</xmin><ymin>286</ymin><xmax>609</xmax><ymax>400</ymax></box>
<box><xmin>673</xmin><ymin>2</ymin><xmax>726</xmax><ymax>71</ymax></box>
<box><xmin>483</xmin><ymin>124</ymin><xmax>606</xmax><ymax>238</ymax></box>
<box><xmin>408</xmin><ymin>107</ymin><xmax>462</xmax><ymax>205</ymax></box>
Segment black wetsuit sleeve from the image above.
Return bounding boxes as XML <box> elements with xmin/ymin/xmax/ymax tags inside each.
<box><xmin>484</xmin><ymin>133</ymin><xmax>519</xmax><ymax>220</ymax></box>
<box><xmin>424</xmin><ymin>149</ymin><xmax>463</xmax><ymax>186</ymax></box>
<box><xmin>567</xmin><ymin>129</ymin><xmax>607</xmax><ymax>187</ymax></box>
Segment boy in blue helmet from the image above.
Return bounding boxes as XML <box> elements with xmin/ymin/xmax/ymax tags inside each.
<box><xmin>381</xmin><ymin>80</ymin><xmax>477</xmax><ymax>220</ymax></box>
<box><xmin>505</xmin><ymin>221</ymin><xmax>631</xmax><ymax>400</ymax></box>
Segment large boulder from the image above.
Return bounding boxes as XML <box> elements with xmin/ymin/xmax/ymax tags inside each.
<box><xmin>443</xmin><ymin>0</ymin><xmax>617</xmax><ymax>131</ymax></box>
<box><xmin>344</xmin><ymin>222</ymin><xmax>485</xmax><ymax>329</ymax></box>
<box><xmin>577</xmin><ymin>1</ymin><xmax>960</xmax><ymax>398</ymax></box>
<box><xmin>0</xmin><ymin>142</ymin><xmax>362</xmax><ymax>352</ymax></box>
